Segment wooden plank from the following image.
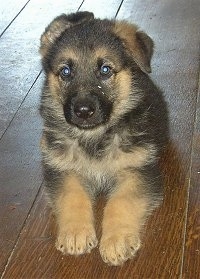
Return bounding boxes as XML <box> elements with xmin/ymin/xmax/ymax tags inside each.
<box><xmin>2</xmin><ymin>0</ymin><xmax>200</xmax><ymax>278</ymax></box>
<box><xmin>0</xmin><ymin>0</ymin><xmax>29</xmax><ymax>35</ymax></box>
<box><xmin>79</xmin><ymin>0</ymin><xmax>123</xmax><ymax>18</ymax></box>
<box><xmin>0</xmin><ymin>77</ymin><xmax>43</xmax><ymax>275</ymax></box>
<box><xmin>0</xmin><ymin>0</ymin><xmax>83</xmax><ymax>275</ymax></box>
<box><xmin>182</xmin><ymin>82</ymin><xmax>200</xmax><ymax>278</ymax></box>
<box><xmin>0</xmin><ymin>0</ymin><xmax>82</xmax><ymax>138</ymax></box>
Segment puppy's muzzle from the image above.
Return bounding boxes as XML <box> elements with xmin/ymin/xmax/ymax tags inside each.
<box><xmin>63</xmin><ymin>93</ymin><xmax>112</xmax><ymax>129</ymax></box>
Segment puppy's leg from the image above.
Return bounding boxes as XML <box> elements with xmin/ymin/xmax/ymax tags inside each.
<box><xmin>100</xmin><ymin>171</ymin><xmax>151</xmax><ymax>265</ymax></box>
<box><xmin>55</xmin><ymin>175</ymin><xmax>97</xmax><ymax>255</ymax></box>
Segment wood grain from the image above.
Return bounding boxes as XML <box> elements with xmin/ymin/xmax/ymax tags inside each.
<box><xmin>0</xmin><ymin>0</ymin><xmax>199</xmax><ymax>278</ymax></box>
<box><xmin>0</xmin><ymin>78</ymin><xmax>43</xmax><ymax>274</ymax></box>
<box><xmin>182</xmin><ymin>82</ymin><xmax>200</xmax><ymax>278</ymax></box>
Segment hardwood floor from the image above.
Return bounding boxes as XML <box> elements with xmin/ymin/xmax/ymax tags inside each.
<box><xmin>0</xmin><ymin>0</ymin><xmax>199</xmax><ymax>278</ymax></box>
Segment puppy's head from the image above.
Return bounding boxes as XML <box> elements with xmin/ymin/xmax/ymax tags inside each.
<box><xmin>40</xmin><ymin>12</ymin><xmax>154</xmax><ymax>130</ymax></box>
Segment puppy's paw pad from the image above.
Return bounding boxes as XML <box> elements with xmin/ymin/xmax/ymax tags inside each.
<box><xmin>56</xmin><ymin>225</ymin><xmax>98</xmax><ymax>256</ymax></box>
<box><xmin>100</xmin><ymin>234</ymin><xmax>141</xmax><ymax>266</ymax></box>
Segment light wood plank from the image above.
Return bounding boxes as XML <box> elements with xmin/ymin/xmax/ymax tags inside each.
<box><xmin>0</xmin><ymin>0</ymin><xmax>29</xmax><ymax>35</ymax></box>
<box><xmin>79</xmin><ymin>0</ymin><xmax>122</xmax><ymax>18</ymax></box>
<box><xmin>0</xmin><ymin>0</ymin><xmax>82</xmax><ymax>138</ymax></box>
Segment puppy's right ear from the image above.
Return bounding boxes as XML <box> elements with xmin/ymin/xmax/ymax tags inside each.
<box><xmin>114</xmin><ymin>21</ymin><xmax>154</xmax><ymax>74</ymax></box>
<box><xmin>40</xmin><ymin>11</ymin><xmax>94</xmax><ymax>57</ymax></box>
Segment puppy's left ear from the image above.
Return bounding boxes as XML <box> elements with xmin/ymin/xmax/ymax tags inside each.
<box><xmin>114</xmin><ymin>21</ymin><xmax>154</xmax><ymax>74</ymax></box>
<box><xmin>40</xmin><ymin>11</ymin><xmax>94</xmax><ymax>57</ymax></box>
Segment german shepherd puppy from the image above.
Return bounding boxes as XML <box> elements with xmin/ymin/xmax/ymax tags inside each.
<box><xmin>39</xmin><ymin>11</ymin><xmax>168</xmax><ymax>265</ymax></box>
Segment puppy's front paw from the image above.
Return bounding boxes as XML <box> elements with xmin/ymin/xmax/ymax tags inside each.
<box><xmin>100</xmin><ymin>232</ymin><xmax>141</xmax><ymax>266</ymax></box>
<box><xmin>56</xmin><ymin>223</ymin><xmax>98</xmax><ymax>256</ymax></box>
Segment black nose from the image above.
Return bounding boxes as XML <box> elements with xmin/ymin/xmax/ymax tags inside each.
<box><xmin>73</xmin><ymin>100</ymin><xmax>96</xmax><ymax>119</ymax></box>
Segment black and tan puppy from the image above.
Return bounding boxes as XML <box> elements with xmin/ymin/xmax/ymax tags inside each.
<box><xmin>39</xmin><ymin>11</ymin><xmax>168</xmax><ymax>266</ymax></box>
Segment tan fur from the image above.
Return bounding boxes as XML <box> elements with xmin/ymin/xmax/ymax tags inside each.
<box><xmin>55</xmin><ymin>175</ymin><xmax>98</xmax><ymax>255</ymax></box>
<box><xmin>114</xmin><ymin>21</ymin><xmax>152</xmax><ymax>73</ymax></box>
<box><xmin>94</xmin><ymin>47</ymin><xmax>111</xmax><ymax>60</ymax></box>
<box><xmin>100</xmin><ymin>171</ymin><xmax>148</xmax><ymax>265</ymax></box>
<box><xmin>40</xmin><ymin>18</ymin><xmax>71</xmax><ymax>57</ymax></box>
<box><xmin>115</xmin><ymin>69</ymin><xmax>132</xmax><ymax>98</ymax></box>
<box><xmin>40</xmin><ymin>134</ymin><xmax>45</xmax><ymax>148</ymax></box>
<box><xmin>111</xmin><ymin>69</ymin><xmax>142</xmax><ymax>120</ymax></box>
<box><xmin>57</xmin><ymin>48</ymin><xmax>79</xmax><ymax>65</ymax></box>
<box><xmin>47</xmin><ymin>72</ymin><xmax>62</xmax><ymax>101</ymax></box>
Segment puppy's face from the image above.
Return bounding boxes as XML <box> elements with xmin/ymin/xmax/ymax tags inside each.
<box><xmin>40</xmin><ymin>12</ymin><xmax>153</xmax><ymax>130</ymax></box>
<box><xmin>47</xmin><ymin>42</ymin><xmax>126</xmax><ymax>129</ymax></box>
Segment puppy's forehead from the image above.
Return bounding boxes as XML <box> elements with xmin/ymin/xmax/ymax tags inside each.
<box><xmin>66</xmin><ymin>19</ymin><xmax>114</xmax><ymax>41</ymax></box>
<box><xmin>53</xmin><ymin>20</ymin><xmax>125</xmax><ymax>62</ymax></box>
<box><xmin>55</xmin><ymin>45</ymin><xmax>123</xmax><ymax>67</ymax></box>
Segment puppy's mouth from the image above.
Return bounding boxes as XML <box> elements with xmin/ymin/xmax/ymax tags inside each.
<box><xmin>63</xmin><ymin>93</ymin><xmax>112</xmax><ymax>129</ymax></box>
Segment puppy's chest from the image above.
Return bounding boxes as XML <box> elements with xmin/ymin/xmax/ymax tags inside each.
<box><xmin>45</xmin><ymin>132</ymin><xmax>153</xmax><ymax>182</ymax></box>
<box><xmin>66</xmin><ymin>135</ymin><xmax>125</xmax><ymax>175</ymax></box>
<box><xmin>59</xmin><ymin>135</ymin><xmax>155</xmax><ymax>180</ymax></box>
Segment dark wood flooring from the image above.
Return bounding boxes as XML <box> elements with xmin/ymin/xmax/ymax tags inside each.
<box><xmin>0</xmin><ymin>0</ymin><xmax>199</xmax><ymax>278</ymax></box>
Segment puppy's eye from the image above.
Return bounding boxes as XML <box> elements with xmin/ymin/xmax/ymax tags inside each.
<box><xmin>100</xmin><ymin>65</ymin><xmax>112</xmax><ymax>76</ymax></box>
<box><xmin>60</xmin><ymin>66</ymin><xmax>71</xmax><ymax>78</ymax></box>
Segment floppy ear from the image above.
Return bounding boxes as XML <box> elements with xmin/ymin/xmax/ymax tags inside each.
<box><xmin>114</xmin><ymin>21</ymin><xmax>154</xmax><ymax>74</ymax></box>
<box><xmin>40</xmin><ymin>11</ymin><xmax>94</xmax><ymax>56</ymax></box>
